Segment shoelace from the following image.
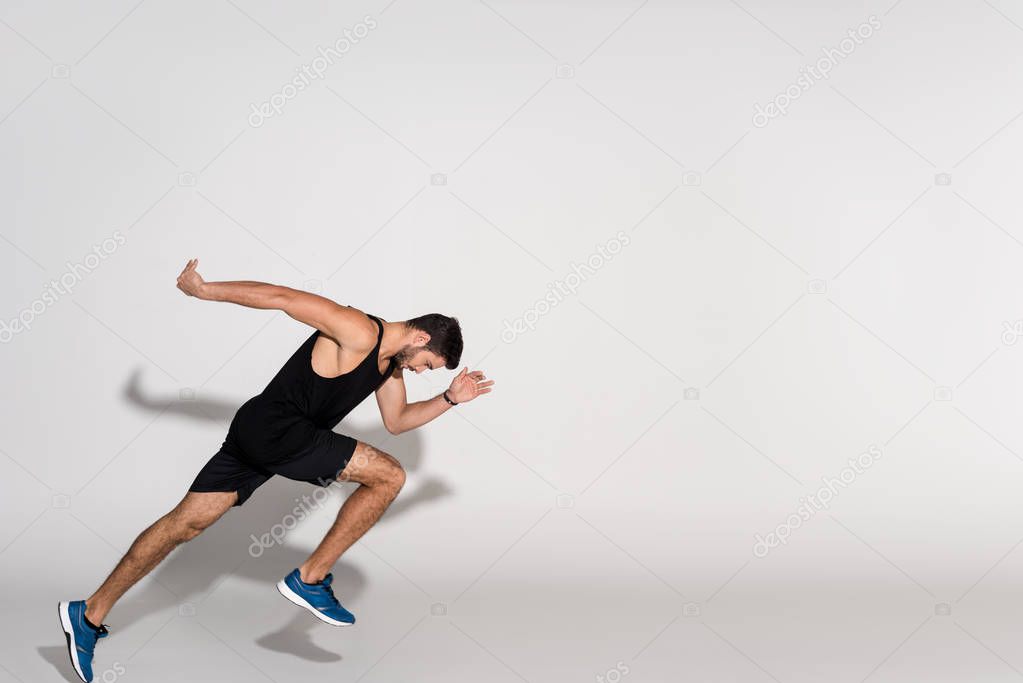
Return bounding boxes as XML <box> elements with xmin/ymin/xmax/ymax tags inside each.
<box><xmin>88</xmin><ymin>623</ymin><xmax>109</xmax><ymax>644</ymax></box>
<box><xmin>319</xmin><ymin>574</ymin><xmax>341</xmax><ymax>608</ymax></box>
<box><xmin>77</xmin><ymin>627</ymin><xmax>107</xmax><ymax>656</ymax></box>
<box><xmin>80</xmin><ymin>621</ymin><xmax>109</xmax><ymax>649</ymax></box>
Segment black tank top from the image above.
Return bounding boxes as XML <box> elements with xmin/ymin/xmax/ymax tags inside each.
<box><xmin>228</xmin><ymin>314</ymin><xmax>393</xmax><ymax>459</ymax></box>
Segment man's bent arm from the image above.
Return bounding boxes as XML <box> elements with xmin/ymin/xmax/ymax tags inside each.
<box><xmin>396</xmin><ymin>396</ymin><xmax>454</xmax><ymax>434</ymax></box>
<box><xmin>375</xmin><ymin>367</ymin><xmax>492</xmax><ymax>435</ymax></box>
<box><xmin>375</xmin><ymin>372</ymin><xmax>452</xmax><ymax>435</ymax></box>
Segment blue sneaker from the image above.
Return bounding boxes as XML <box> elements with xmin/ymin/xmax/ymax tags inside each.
<box><xmin>58</xmin><ymin>601</ymin><xmax>109</xmax><ymax>683</ymax></box>
<box><xmin>276</xmin><ymin>569</ymin><xmax>355</xmax><ymax>626</ymax></box>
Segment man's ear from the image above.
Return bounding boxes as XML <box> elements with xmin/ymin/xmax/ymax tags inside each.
<box><xmin>414</xmin><ymin>332</ymin><xmax>431</xmax><ymax>347</ymax></box>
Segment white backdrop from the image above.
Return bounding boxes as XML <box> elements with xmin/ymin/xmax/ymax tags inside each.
<box><xmin>4</xmin><ymin>1</ymin><xmax>1023</xmax><ymax>681</ymax></box>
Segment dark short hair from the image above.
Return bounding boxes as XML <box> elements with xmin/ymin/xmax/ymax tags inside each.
<box><xmin>407</xmin><ymin>314</ymin><xmax>463</xmax><ymax>369</ymax></box>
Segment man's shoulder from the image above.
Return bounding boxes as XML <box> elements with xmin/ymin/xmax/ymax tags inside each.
<box><xmin>323</xmin><ymin>306</ymin><xmax>379</xmax><ymax>350</ymax></box>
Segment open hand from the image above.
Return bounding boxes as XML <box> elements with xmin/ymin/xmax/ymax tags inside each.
<box><xmin>176</xmin><ymin>258</ymin><xmax>207</xmax><ymax>299</ymax></box>
<box><xmin>447</xmin><ymin>367</ymin><xmax>494</xmax><ymax>404</ymax></box>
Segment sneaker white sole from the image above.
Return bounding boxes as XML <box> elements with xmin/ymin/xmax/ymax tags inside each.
<box><xmin>58</xmin><ymin>602</ymin><xmax>88</xmax><ymax>683</ymax></box>
<box><xmin>275</xmin><ymin>580</ymin><xmax>354</xmax><ymax>627</ymax></box>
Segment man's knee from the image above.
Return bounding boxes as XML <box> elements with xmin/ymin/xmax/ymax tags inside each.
<box><xmin>167</xmin><ymin>492</ymin><xmax>233</xmax><ymax>542</ymax></box>
<box><xmin>383</xmin><ymin>458</ymin><xmax>406</xmax><ymax>490</ymax></box>
<box><xmin>167</xmin><ymin>510</ymin><xmax>213</xmax><ymax>543</ymax></box>
<box><xmin>341</xmin><ymin>444</ymin><xmax>405</xmax><ymax>490</ymax></box>
<box><xmin>367</xmin><ymin>451</ymin><xmax>405</xmax><ymax>491</ymax></box>
<box><xmin>176</xmin><ymin>518</ymin><xmax>208</xmax><ymax>542</ymax></box>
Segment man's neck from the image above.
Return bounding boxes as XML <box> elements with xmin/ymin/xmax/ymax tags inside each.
<box><xmin>378</xmin><ymin>320</ymin><xmax>410</xmax><ymax>360</ymax></box>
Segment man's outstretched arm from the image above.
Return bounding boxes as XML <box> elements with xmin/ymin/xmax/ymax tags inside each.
<box><xmin>175</xmin><ymin>258</ymin><xmax>374</xmax><ymax>346</ymax></box>
<box><xmin>376</xmin><ymin>367</ymin><xmax>493</xmax><ymax>435</ymax></box>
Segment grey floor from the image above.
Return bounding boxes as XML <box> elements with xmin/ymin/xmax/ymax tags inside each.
<box><xmin>7</xmin><ymin>466</ymin><xmax>1023</xmax><ymax>683</ymax></box>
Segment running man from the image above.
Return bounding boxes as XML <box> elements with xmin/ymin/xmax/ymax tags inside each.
<box><xmin>58</xmin><ymin>259</ymin><xmax>493</xmax><ymax>682</ymax></box>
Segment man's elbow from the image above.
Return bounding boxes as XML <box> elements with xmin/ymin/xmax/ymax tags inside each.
<box><xmin>385</xmin><ymin>420</ymin><xmax>405</xmax><ymax>436</ymax></box>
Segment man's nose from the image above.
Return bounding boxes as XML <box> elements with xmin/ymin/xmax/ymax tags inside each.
<box><xmin>415</xmin><ymin>367</ymin><xmax>424</xmax><ymax>374</ymax></box>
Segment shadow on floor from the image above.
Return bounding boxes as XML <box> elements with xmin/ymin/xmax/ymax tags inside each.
<box><xmin>54</xmin><ymin>369</ymin><xmax>451</xmax><ymax>663</ymax></box>
<box><xmin>38</xmin><ymin>644</ymin><xmax>84</xmax><ymax>683</ymax></box>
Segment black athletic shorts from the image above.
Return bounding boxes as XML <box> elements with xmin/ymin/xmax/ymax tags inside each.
<box><xmin>189</xmin><ymin>428</ymin><xmax>359</xmax><ymax>506</ymax></box>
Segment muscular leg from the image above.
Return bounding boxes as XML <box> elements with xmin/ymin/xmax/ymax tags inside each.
<box><xmin>299</xmin><ymin>442</ymin><xmax>405</xmax><ymax>583</ymax></box>
<box><xmin>85</xmin><ymin>491</ymin><xmax>237</xmax><ymax>624</ymax></box>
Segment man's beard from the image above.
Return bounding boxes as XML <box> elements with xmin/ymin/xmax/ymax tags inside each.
<box><xmin>393</xmin><ymin>345</ymin><xmax>418</xmax><ymax>367</ymax></box>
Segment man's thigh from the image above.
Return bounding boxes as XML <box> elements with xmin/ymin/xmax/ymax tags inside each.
<box><xmin>190</xmin><ymin>446</ymin><xmax>272</xmax><ymax>506</ymax></box>
<box><xmin>260</xmin><ymin>432</ymin><xmax>402</xmax><ymax>489</ymax></box>
<box><xmin>265</xmin><ymin>429</ymin><xmax>359</xmax><ymax>486</ymax></box>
